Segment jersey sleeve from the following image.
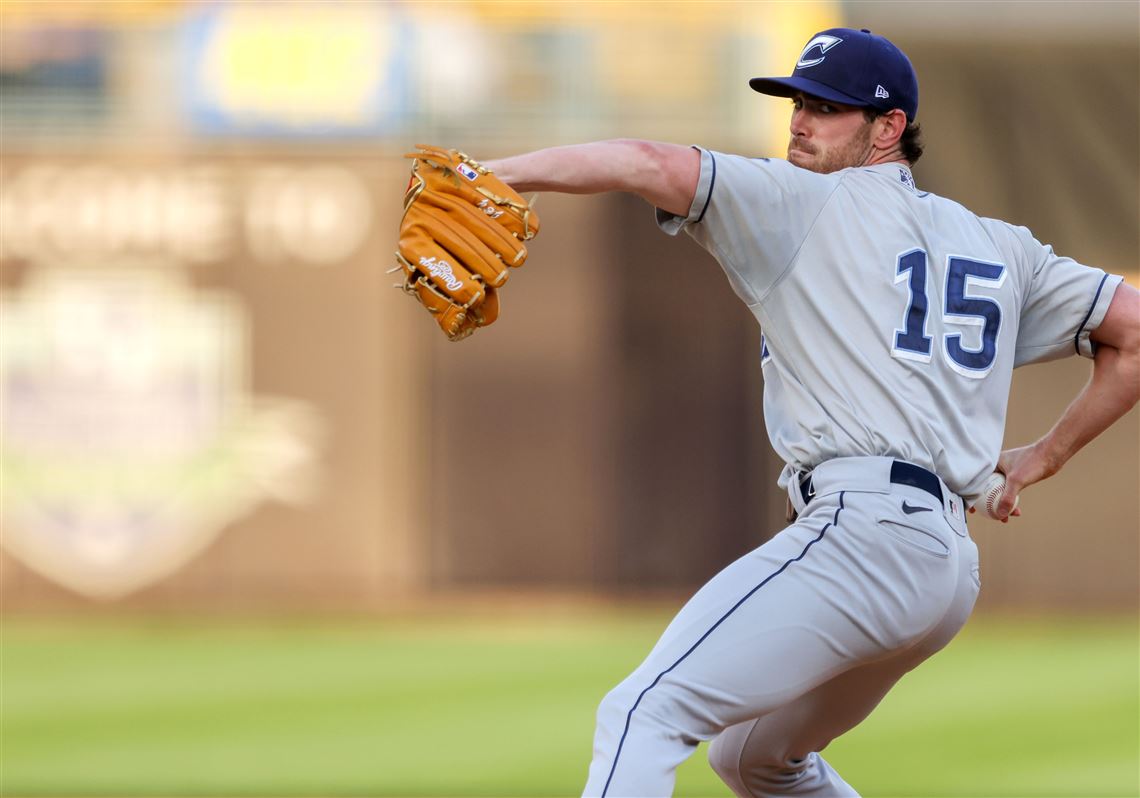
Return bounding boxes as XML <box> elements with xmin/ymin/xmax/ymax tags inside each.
<box><xmin>655</xmin><ymin>147</ymin><xmax>839</xmax><ymax>304</ymax></box>
<box><xmin>1011</xmin><ymin>226</ymin><xmax>1124</xmax><ymax>367</ymax></box>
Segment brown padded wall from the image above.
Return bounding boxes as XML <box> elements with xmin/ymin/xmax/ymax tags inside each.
<box><xmin>1</xmin><ymin>39</ymin><xmax>1135</xmax><ymax>610</ymax></box>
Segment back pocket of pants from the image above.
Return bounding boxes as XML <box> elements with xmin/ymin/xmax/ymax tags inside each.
<box><xmin>877</xmin><ymin>518</ymin><xmax>951</xmax><ymax>558</ymax></box>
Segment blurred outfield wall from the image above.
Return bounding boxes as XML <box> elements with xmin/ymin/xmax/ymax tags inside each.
<box><xmin>0</xmin><ymin>1</ymin><xmax>1136</xmax><ymax>611</ymax></box>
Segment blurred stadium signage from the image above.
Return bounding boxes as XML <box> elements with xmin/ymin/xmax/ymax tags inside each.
<box><xmin>0</xmin><ymin>267</ymin><xmax>323</xmax><ymax>599</ymax></box>
<box><xmin>0</xmin><ymin>161</ymin><xmax>373</xmax><ymax>266</ymax></box>
<box><xmin>181</xmin><ymin>3</ymin><xmax>407</xmax><ymax>137</ymax></box>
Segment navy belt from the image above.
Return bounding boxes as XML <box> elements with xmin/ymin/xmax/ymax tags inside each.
<box><xmin>799</xmin><ymin>460</ymin><xmax>944</xmax><ymax>506</ymax></box>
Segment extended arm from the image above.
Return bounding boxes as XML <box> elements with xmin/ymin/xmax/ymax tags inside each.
<box><xmin>994</xmin><ymin>282</ymin><xmax>1140</xmax><ymax>518</ymax></box>
<box><xmin>483</xmin><ymin>139</ymin><xmax>701</xmax><ymax>217</ymax></box>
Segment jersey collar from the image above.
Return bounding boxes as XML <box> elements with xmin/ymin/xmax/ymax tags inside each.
<box><xmin>865</xmin><ymin>162</ymin><xmax>920</xmax><ymax>194</ymax></box>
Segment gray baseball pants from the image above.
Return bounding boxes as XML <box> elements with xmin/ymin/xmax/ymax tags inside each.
<box><xmin>582</xmin><ymin>456</ymin><xmax>980</xmax><ymax>797</ymax></box>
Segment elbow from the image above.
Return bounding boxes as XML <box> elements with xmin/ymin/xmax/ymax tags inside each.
<box><xmin>1121</xmin><ymin>319</ymin><xmax>1140</xmax><ymax>362</ymax></box>
<box><xmin>1099</xmin><ymin>331</ymin><xmax>1140</xmax><ymax>409</ymax></box>
<box><xmin>1092</xmin><ymin>281</ymin><xmax>1140</xmax><ymax>361</ymax></box>
<box><xmin>1116</xmin><ymin>296</ymin><xmax>1140</xmax><ymax>403</ymax></box>
<box><xmin>1114</xmin><ymin>287</ymin><xmax>1140</xmax><ymax>358</ymax></box>
<box><xmin>1092</xmin><ymin>342</ymin><xmax>1140</xmax><ymax>413</ymax></box>
<box><xmin>1125</xmin><ymin>339</ymin><xmax>1140</xmax><ymax>407</ymax></box>
<box><xmin>611</xmin><ymin>139</ymin><xmax>668</xmax><ymax>189</ymax></box>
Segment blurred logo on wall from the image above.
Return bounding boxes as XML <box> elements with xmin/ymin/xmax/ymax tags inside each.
<box><xmin>181</xmin><ymin>2</ymin><xmax>408</xmax><ymax>137</ymax></box>
<box><xmin>0</xmin><ymin>268</ymin><xmax>323</xmax><ymax>599</ymax></box>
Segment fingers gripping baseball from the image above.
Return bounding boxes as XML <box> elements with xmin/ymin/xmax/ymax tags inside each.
<box><xmin>393</xmin><ymin>145</ymin><xmax>540</xmax><ymax>341</ymax></box>
<box><xmin>969</xmin><ymin>443</ymin><xmax>1057</xmax><ymax>522</ymax></box>
<box><xmin>972</xmin><ymin>471</ymin><xmax>1021</xmax><ymax>523</ymax></box>
<box><xmin>993</xmin><ymin>454</ymin><xmax>1025</xmax><ymax>522</ymax></box>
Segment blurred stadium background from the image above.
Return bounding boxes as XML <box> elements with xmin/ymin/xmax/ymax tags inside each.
<box><xmin>0</xmin><ymin>2</ymin><xmax>1136</xmax><ymax>796</ymax></box>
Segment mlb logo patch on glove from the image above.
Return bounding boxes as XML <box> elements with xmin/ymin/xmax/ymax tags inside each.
<box><xmin>393</xmin><ymin>145</ymin><xmax>540</xmax><ymax>341</ymax></box>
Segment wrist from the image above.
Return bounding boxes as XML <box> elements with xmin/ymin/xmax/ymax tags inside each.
<box><xmin>482</xmin><ymin>159</ymin><xmax>513</xmax><ymax>186</ymax></box>
<box><xmin>1029</xmin><ymin>437</ymin><xmax>1066</xmax><ymax>480</ymax></box>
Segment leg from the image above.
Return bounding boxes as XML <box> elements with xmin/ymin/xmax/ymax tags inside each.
<box><xmin>709</xmin><ymin>526</ymin><xmax>980</xmax><ymax>798</ymax></box>
<box><xmin>708</xmin><ymin>657</ymin><xmax>913</xmax><ymax>798</ymax></box>
<box><xmin>582</xmin><ymin>491</ymin><xmax>971</xmax><ymax>797</ymax></box>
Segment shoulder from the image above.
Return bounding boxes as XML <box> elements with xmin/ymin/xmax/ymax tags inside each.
<box><xmin>883</xmin><ymin>180</ymin><xmax>1036</xmax><ymax>251</ymax></box>
<box><xmin>976</xmin><ymin>215</ymin><xmax>1034</xmax><ymax>242</ymax></box>
<box><xmin>705</xmin><ymin>149</ymin><xmax>841</xmax><ymax>192</ymax></box>
<box><xmin>975</xmin><ymin>216</ymin><xmax>1047</xmax><ymax>263</ymax></box>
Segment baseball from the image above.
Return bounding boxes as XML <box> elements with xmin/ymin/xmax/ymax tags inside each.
<box><xmin>980</xmin><ymin>472</ymin><xmax>1019</xmax><ymax>520</ymax></box>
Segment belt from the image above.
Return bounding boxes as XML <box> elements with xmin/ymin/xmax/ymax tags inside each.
<box><xmin>799</xmin><ymin>460</ymin><xmax>944</xmax><ymax>506</ymax></box>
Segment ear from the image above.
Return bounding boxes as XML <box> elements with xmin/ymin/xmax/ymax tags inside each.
<box><xmin>872</xmin><ymin>109</ymin><xmax>907</xmax><ymax>151</ymax></box>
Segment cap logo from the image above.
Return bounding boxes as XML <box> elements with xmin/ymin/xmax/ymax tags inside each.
<box><xmin>875</xmin><ymin>84</ymin><xmax>890</xmax><ymax>99</ymax></box>
<box><xmin>796</xmin><ymin>34</ymin><xmax>843</xmax><ymax>69</ymax></box>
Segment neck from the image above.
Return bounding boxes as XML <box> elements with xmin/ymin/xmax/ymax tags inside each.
<box><xmin>862</xmin><ymin>146</ymin><xmax>908</xmax><ymax>168</ymax></box>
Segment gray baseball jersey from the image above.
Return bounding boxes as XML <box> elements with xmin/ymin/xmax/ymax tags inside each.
<box><xmin>657</xmin><ymin>149</ymin><xmax>1122</xmax><ymax>500</ymax></box>
<box><xmin>582</xmin><ymin>151</ymin><xmax>1123</xmax><ymax>798</ymax></box>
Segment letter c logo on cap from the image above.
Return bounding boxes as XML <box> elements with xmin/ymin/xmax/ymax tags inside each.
<box><xmin>797</xmin><ymin>34</ymin><xmax>843</xmax><ymax>69</ymax></box>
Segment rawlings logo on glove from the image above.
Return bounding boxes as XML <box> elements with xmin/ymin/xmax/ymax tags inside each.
<box><xmin>392</xmin><ymin>144</ymin><xmax>540</xmax><ymax>341</ymax></box>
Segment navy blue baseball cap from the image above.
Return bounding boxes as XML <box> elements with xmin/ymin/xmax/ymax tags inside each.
<box><xmin>749</xmin><ymin>28</ymin><xmax>919</xmax><ymax>122</ymax></box>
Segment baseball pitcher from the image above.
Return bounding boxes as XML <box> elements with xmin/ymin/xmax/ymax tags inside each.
<box><xmin>394</xmin><ymin>27</ymin><xmax>1139</xmax><ymax>798</ymax></box>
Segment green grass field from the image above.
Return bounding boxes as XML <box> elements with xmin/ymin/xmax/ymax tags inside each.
<box><xmin>1</xmin><ymin>608</ymin><xmax>1136</xmax><ymax>797</ymax></box>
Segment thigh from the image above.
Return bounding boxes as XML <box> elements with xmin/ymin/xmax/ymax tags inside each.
<box><xmin>713</xmin><ymin>523</ymin><xmax>980</xmax><ymax>776</ymax></box>
<box><xmin>714</xmin><ymin>648</ymin><xmax>927</xmax><ymax>774</ymax></box>
<box><xmin>607</xmin><ymin>489</ymin><xmax>964</xmax><ymax>739</ymax></box>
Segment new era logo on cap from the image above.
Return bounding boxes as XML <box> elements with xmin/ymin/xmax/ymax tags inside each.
<box><xmin>749</xmin><ymin>28</ymin><xmax>919</xmax><ymax>122</ymax></box>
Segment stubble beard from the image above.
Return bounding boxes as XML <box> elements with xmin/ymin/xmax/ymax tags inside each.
<box><xmin>789</xmin><ymin>122</ymin><xmax>875</xmax><ymax>174</ymax></box>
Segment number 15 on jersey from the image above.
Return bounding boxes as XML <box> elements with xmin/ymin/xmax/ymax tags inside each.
<box><xmin>892</xmin><ymin>249</ymin><xmax>1007</xmax><ymax>379</ymax></box>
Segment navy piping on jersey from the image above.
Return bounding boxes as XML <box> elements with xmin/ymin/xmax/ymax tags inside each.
<box><xmin>694</xmin><ymin>150</ymin><xmax>716</xmax><ymax>224</ymax></box>
<box><xmin>600</xmin><ymin>492</ymin><xmax>847</xmax><ymax>796</ymax></box>
<box><xmin>1073</xmin><ymin>273</ymin><xmax>1110</xmax><ymax>355</ymax></box>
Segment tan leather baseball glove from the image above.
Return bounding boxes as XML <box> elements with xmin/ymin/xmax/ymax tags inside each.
<box><xmin>393</xmin><ymin>145</ymin><xmax>540</xmax><ymax>341</ymax></box>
